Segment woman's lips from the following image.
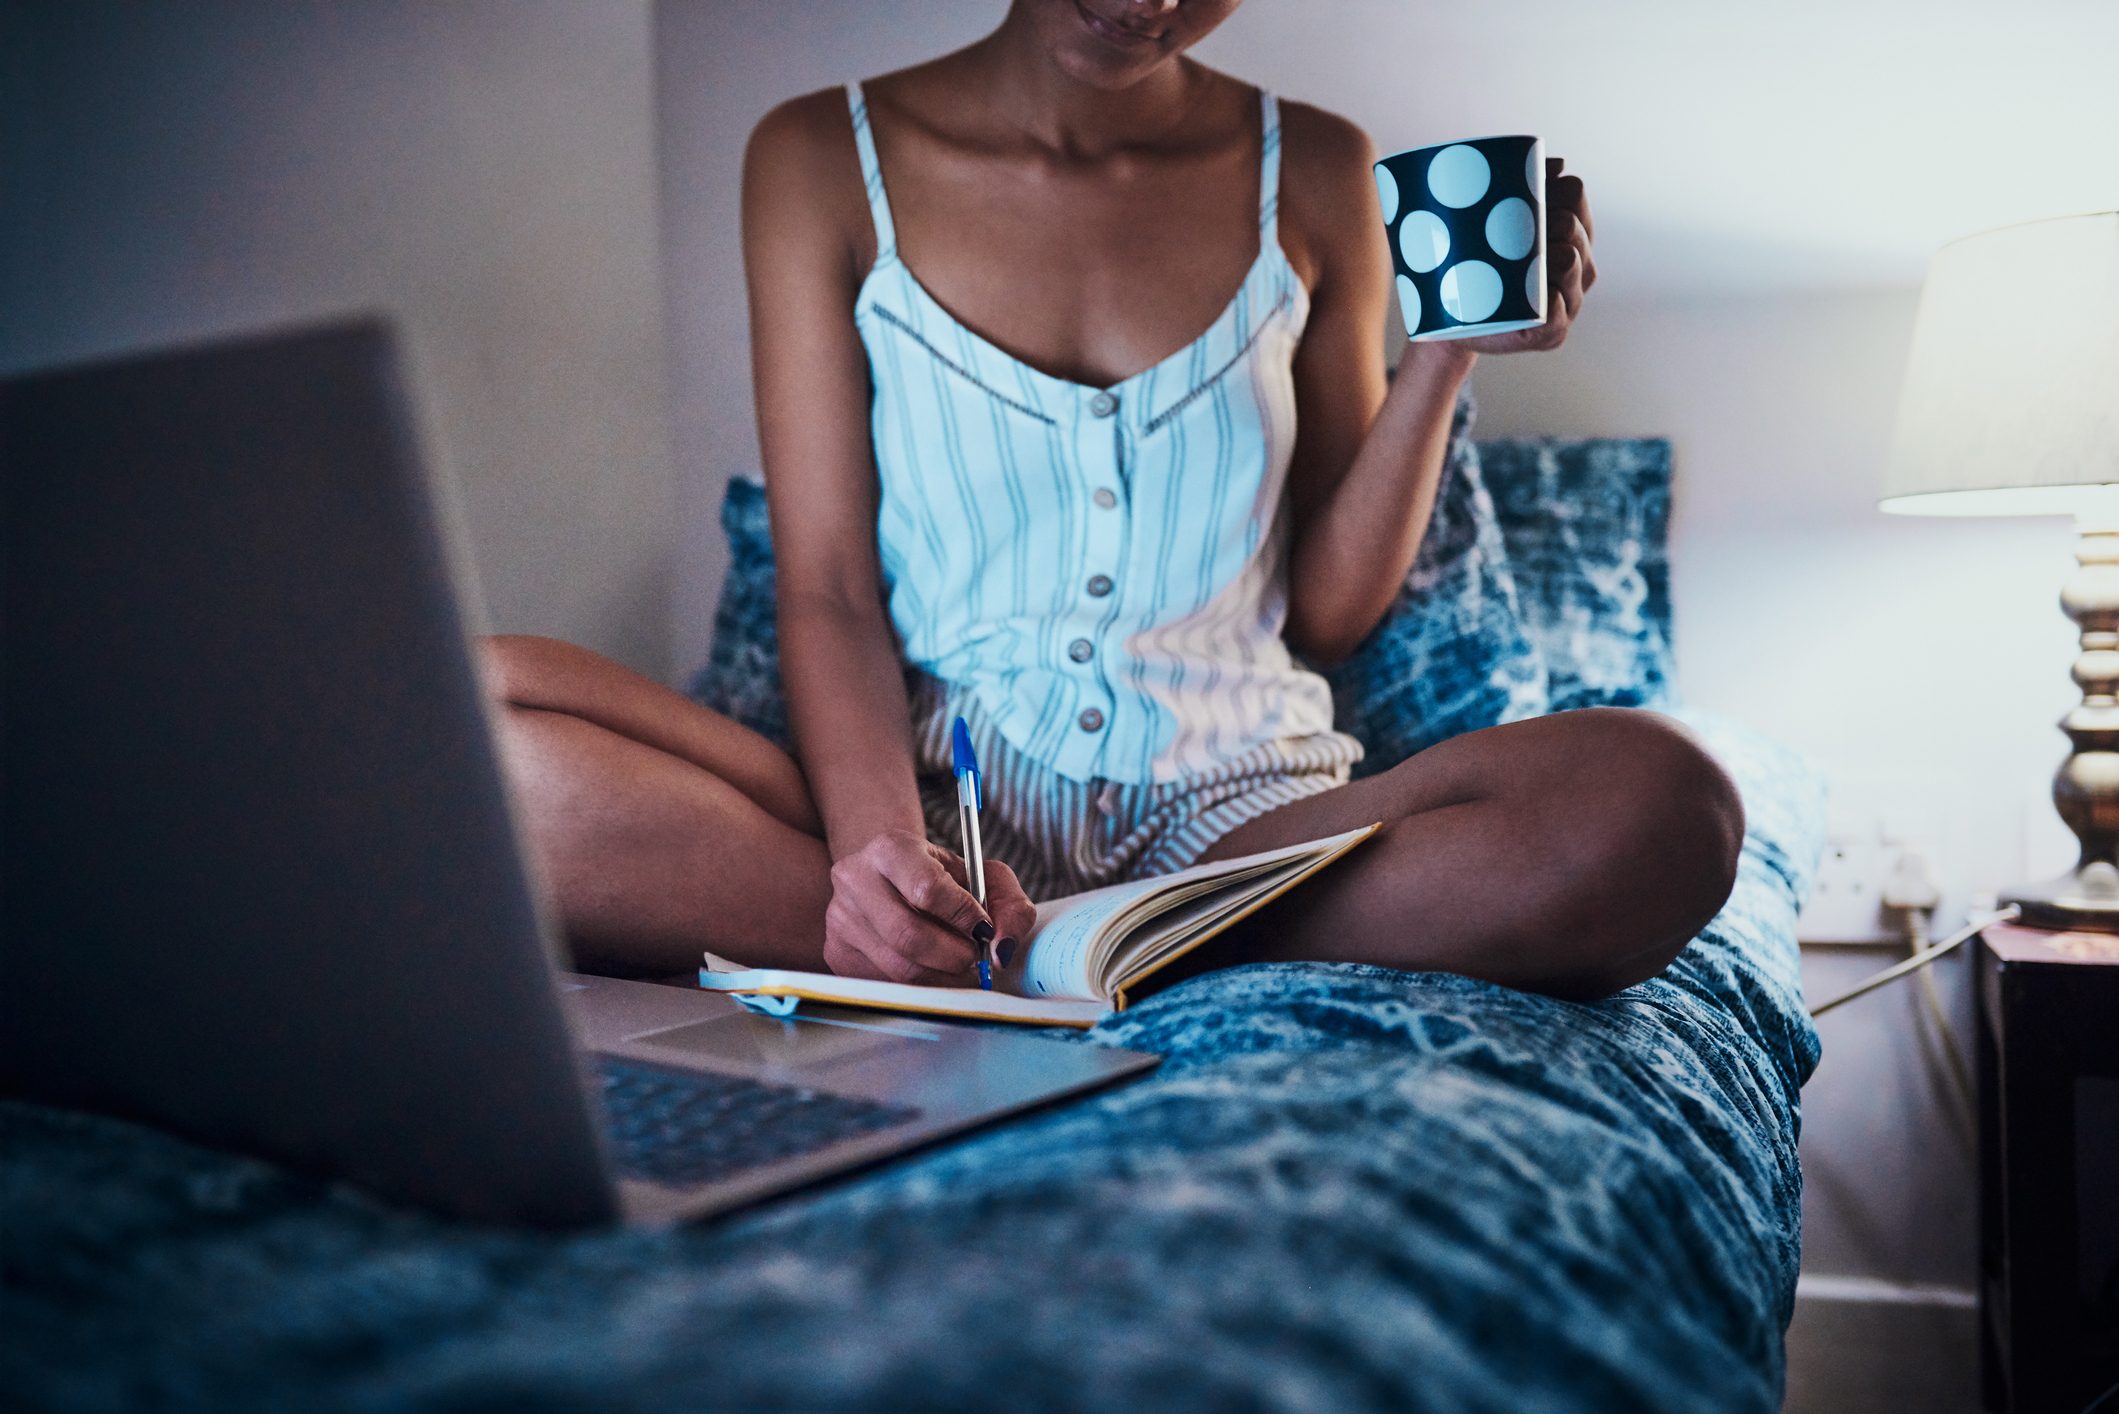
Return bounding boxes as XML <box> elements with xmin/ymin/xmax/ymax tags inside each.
<box><xmin>1073</xmin><ymin>0</ymin><xmax>1163</xmax><ymax>47</ymax></box>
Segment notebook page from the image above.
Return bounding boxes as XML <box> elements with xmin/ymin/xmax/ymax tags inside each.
<box><xmin>1022</xmin><ymin>826</ymin><xmax>1377</xmax><ymax>998</ymax></box>
<box><xmin>1021</xmin><ymin>882</ymin><xmax>1153</xmax><ymax>998</ymax></box>
<box><xmin>1107</xmin><ymin>857</ymin><xmax>1314</xmax><ymax>984</ymax></box>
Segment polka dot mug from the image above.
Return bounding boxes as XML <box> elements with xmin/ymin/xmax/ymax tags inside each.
<box><xmin>1373</xmin><ymin>135</ymin><xmax>1547</xmax><ymax>342</ymax></box>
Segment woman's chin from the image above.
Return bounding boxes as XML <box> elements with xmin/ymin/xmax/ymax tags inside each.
<box><xmin>1050</xmin><ymin>40</ymin><xmax>1170</xmax><ymax>90</ymax></box>
<box><xmin>1031</xmin><ymin>2</ymin><xmax>1176</xmax><ymax>88</ymax></box>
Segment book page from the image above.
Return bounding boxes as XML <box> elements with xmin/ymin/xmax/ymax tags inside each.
<box><xmin>1102</xmin><ymin>825</ymin><xmax>1381</xmax><ymax>999</ymax></box>
<box><xmin>1105</xmin><ymin>857</ymin><xmax>1314</xmax><ymax>985</ymax></box>
<box><xmin>1023</xmin><ymin>825</ymin><xmax>1379</xmax><ymax>998</ymax></box>
<box><xmin>1020</xmin><ymin>881</ymin><xmax>1158</xmax><ymax>998</ymax></box>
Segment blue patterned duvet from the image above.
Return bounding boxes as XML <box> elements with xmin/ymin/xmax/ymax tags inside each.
<box><xmin>0</xmin><ymin>706</ymin><xmax>1821</xmax><ymax>1413</ymax></box>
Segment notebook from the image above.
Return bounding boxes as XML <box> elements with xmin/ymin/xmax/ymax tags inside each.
<box><xmin>698</xmin><ymin>823</ymin><xmax>1381</xmax><ymax>1027</ymax></box>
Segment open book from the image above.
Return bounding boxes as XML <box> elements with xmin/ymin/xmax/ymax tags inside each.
<box><xmin>697</xmin><ymin>823</ymin><xmax>1380</xmax><ymax>1027</ymax></box>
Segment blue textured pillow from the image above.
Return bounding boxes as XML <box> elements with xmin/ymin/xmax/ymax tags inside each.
<box><xmin>689</xmin><ymin>383</ymin><xmax>1554</xmax><ymax>774</ymax></box>
<box><xmin>1477</xmin><ymin>437</ymin><xmax>1676</xmax><ymax>710</ymax></box>
<box><xmin>688</xmin><ymin>479</ymin><xmax>793</xmax><ymax>748</ymax></box>
<box><xmin>1310</xmin><ymin>382</ymin><xmax>1549</xmax><ymax>775</ymax></box>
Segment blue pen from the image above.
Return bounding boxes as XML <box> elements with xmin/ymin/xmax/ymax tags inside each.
<box><xmin>951</xmin><ymin>716</ymin><xmax>993</xmax><ymax>989</ymax></box>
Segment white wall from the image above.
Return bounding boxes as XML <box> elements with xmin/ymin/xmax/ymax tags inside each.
<box><xmin>2</xmin><ymin>0</ymin><xmax>676</xmax><ymax>677</ymax></box>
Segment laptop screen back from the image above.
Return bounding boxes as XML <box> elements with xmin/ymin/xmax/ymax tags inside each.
<box><xmin>0</xmin><ymin>321</ymin><xmax>617</xmax><ymax>1225</ymax></box>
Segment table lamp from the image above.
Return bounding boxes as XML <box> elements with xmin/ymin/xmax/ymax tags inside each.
<box><xmin>1880</xmin><ymin>209</ymin><xmax>2119</xmax><ymax>930</ymax></box>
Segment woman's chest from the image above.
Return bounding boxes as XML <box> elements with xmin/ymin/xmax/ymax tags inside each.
<box><xmin>884</xmin><ymin>148</ymin><xmax>1270</xmax><ymax>390</ymax></box>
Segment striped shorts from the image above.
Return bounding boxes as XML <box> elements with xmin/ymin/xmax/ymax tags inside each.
<box><xmin>909</xmin><ymin>671</ymin><xmax>1364</xmax><ymax>901</ymax></box>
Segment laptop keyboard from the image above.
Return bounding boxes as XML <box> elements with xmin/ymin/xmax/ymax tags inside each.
<box><xmin>593</xmin><ymin>1055</ymin><xmax>921</xmax><ymax>1189</ymax></box>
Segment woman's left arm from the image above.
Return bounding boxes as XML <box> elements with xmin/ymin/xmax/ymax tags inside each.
<box><xmin>1280</xmin><ymin>109</ymin><xmax>1596</xmax><ymax>666</ymax></box>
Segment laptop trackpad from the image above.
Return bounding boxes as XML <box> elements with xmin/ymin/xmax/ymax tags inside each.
<box><xmin>633</xmin><ymin>1012</ymin><xmax>924</xmax><ymax>1070</ymax></box>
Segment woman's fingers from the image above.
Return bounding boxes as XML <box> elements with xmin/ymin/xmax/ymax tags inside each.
<box><xmin>1455</xmin><ymin>163</ymin><xmax>1591</xmax><ymax>357</ymax></box>
<box><xmin>1549</xmin><ymin>203</ymin><xmax>1593</xmax><ymax>285</ymax></box>
<box><xmin>822</xmin><ymin>893</ymin><xmax>935</xmax><ymax>984</ymax></box>
<box><xmin>1555</xmin><ymin>238</ymin><xmax>1586</xmax><ymax>322</ymax></box>
<box><xmin>822</xmin><ymin>832</ymin><xmax>985</xmax><ymax>983</ymax></box>
<box><xmin>1537</xmin><ymin>161</ymin><xmax>1593</xmax><ymax>332</ymax></box>
<box><xmin>828</xmin><ymin>926</ymin><xmax>962</xmax><ymax>986</ymax></box>
<box><xmin>881</xmin><ymin>840</ymin><xmax>991</xmax><ymax>937</ymax></box>
<box><xmin>813</xmin><ymin>833</ymin><xmax>1042</xmax><ymax>983</ymax></box>
<box><xmin>1545</xmin><ymin>210</ymin><xmax>1589</xmax><ymax>321</ymax></box>
<box><xmin>1548</xmin><ymin>171</ymin><xmax>1592</xmax><ymax>241</ymax></box>
<box><xmin>933</xmin><ymin>846</ymin><xmax>1037</xmax><ymax>966</ymax></box>
<box><xmin>981</xmin><ymin>860</ymin><xmax>1039</xmax><ymax>961</ymax></box>
<box><xmin>822</xmin><ymin>894</ymin><xmax>905</xmax><ymax>982</ymax></box>
<box><xmin>838</xmin><ymin>871</ymin><xmax>977</xmax><ymax>983</ymax></box>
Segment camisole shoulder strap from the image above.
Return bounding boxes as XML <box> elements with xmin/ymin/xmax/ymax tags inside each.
<box><xmin>1258</xmin><ymin>90</ymin><xmax>1282</xmax><ymax>242</ymax></box>
<box><xmin>845</xmin><ymin>80</ymin><xmax>898</xmax><ymax>261</ymax></box>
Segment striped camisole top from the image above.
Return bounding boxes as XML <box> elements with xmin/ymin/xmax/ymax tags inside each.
<box><xmin>847</xmin><ymin>80</ymin><xmax>1350</xmax><ymax>787</ymax></box>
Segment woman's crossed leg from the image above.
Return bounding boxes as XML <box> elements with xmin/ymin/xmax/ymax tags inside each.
<box><xmin>1193</xmin><ymin>708</ymin><xmax>1745</xmax><ymax>1000</ymax></box>
<box><xmin>482</xmin><ymin>635</ymin><xmax>1742</xmax><ymax>999</ymax></box>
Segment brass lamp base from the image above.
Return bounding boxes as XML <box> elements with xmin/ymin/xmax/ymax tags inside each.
<box><xmin>2003</xmin><ymin>862</ymin><xmax>2119</xmax><ymax>933</ymax></box>
<box><xmin>2017</xmin><ymin>518</ymin><xmax>2119</xmax><ymax>934</ymax></box>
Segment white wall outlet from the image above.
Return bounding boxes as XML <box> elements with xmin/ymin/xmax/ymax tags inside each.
<box><xmin>1799</xmin><ymin>828</ymin><xmax>1904</xmax><ymax>945</ymax></box>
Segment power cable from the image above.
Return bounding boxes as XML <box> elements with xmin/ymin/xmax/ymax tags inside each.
<box><xmin>1809</xmin><ymin>905</ymin><xmax>2020</xmax><ymax>1017</ymax></box>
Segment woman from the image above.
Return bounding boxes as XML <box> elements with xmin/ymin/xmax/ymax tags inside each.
<box><xmin>485</xmin><ymin>0</ymin><xmax>1744</xmax><ymax>999</ymax></box>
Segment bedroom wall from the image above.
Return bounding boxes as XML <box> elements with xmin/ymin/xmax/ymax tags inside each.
<box><xmin>1</xmin><ymin>0</ymin><xmax>677</xmax><ymax>678</ymax></box>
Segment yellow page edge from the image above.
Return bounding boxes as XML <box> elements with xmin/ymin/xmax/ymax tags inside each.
<box><xmin>695</xmin><ymin>975</ymin><xmax>1105</xmax><ymax>1029</ymax></box>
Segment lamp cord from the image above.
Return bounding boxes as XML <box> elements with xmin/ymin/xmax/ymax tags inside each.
<box><xmin>1901</xmin><ymin>903</ymin><xmax>1979</xmax><ymax>1142</ymax></box>
<box><xmin>1808</xmin><ymin>905</ymin><xmax>2021</xmax><ymax>1017</ymax></box>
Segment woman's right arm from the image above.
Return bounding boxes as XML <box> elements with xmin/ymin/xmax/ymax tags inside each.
<box><xmin>741</xmin><ymin>94</ymin><xmax>1033</xmax><ymax>984</ymax></box>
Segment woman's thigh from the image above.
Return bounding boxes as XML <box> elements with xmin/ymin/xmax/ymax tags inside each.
<box><xmin>1189</xmin><ymin>709</ymin><xmax>1744</xmax><ymax>997</ymax></box>
<box><xmin>481</xmin><ymin>633</ymin><xmax>819</xmax><ymax>836</ymax></box>
<box><xmin>479</xmin><ymin>636</ymin><xmax>832</xmax><ymax>976</ymax></box>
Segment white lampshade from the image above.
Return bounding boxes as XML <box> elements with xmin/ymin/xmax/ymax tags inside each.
<box><xmin>1880</xmin><ymin>209</ymin><xmax>2119</xmax><ymax>517</ymax></box>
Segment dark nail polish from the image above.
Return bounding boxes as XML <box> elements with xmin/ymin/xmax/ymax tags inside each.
<box><xmin>997</xmin><ymin>937</ymin><xmax>1018</xmax><ymax>967</ymax></box>
<box><xmin>971</xmin><ymin>920</ymin><xmax>995</xmax><ymax>946</ymax></box>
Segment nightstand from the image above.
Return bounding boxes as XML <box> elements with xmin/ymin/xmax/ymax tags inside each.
<box><xmin>1976</xmin><ymin>920</ymin><xmax>2119</xmax><ymax>1412</ymax></box>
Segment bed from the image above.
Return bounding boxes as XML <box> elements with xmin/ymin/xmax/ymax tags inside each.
<box><xmin>0</xmin><ymin>387</ymin><xmax>1825</xmax><ymax>1412</ymax></box>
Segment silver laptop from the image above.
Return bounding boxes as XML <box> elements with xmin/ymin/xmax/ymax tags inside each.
<box><xmin>0</xmin><ymin>319</ymin><xmax>1156</xmax><ymax>1227</ymax></box>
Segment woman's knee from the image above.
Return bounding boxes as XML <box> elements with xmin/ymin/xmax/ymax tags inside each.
<box><xmin>489</xmin><ymin>702</ymin><xmax>586</xmax><ymax>817</ymax></box>
<box><xmin>491</xmin><ymin>706</ymin><xmax>679</xmax><ymax>864</ymax></box>
<box><xmin>479</xmin><ymin>633</ymin><xmax>562</xmax><ymax>703</ymax></box>
<box><xmin>1529</xmin><ymin>709</ymin><xmax>1746</xmax><ymax>984</ymax></box>
<box><xmin>1608</xmin><ymin>710</ymin><xmax>1744</xmax><ymax>894</ymax></box>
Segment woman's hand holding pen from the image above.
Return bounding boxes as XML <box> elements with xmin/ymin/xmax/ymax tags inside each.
<box><xmin>823</xmin><ymin>829</ymin><xmax>1036</xmax><ymax>986</ymax></box>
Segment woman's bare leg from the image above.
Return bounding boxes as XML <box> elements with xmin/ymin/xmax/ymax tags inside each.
<box><xmin>1192</xmin><ymin>708</ymin><xmax>1745</xmax><ymax>1000</ymax></box>
<box><xmin>480</xmin><ymin>634</ymin><xmax>832</xmax><ymax>978</ymax></box>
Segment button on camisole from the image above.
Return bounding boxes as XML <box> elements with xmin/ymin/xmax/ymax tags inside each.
<box><xmin>847</xmin><ymin>80</ymin><xmax>1354</xmax><ymax>787</ymax></box>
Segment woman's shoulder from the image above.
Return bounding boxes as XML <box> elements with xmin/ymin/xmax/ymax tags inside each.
<box><xmin>1268</xmin><ymin>96</ymin><xmax>1382</xmax><ymax>291</ymax></box>
<box><xmin>746</xmin><ymin>85</ymin><xmax>859</xmax><ymax>170</ymax></box>
<box><xmin>740</xmin><ymin>85</ymin><xmax>881</xmax><ymax>274</ymax></box>
<box><xmin>742</xmin><ymin>60</ymin><xmax>952</xmax><ymax>199</ymax></box>
<box><xmin>1274</xmin><ymin>95</ymin><xmax>1376</xmax><ymax>173</ymax></box>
